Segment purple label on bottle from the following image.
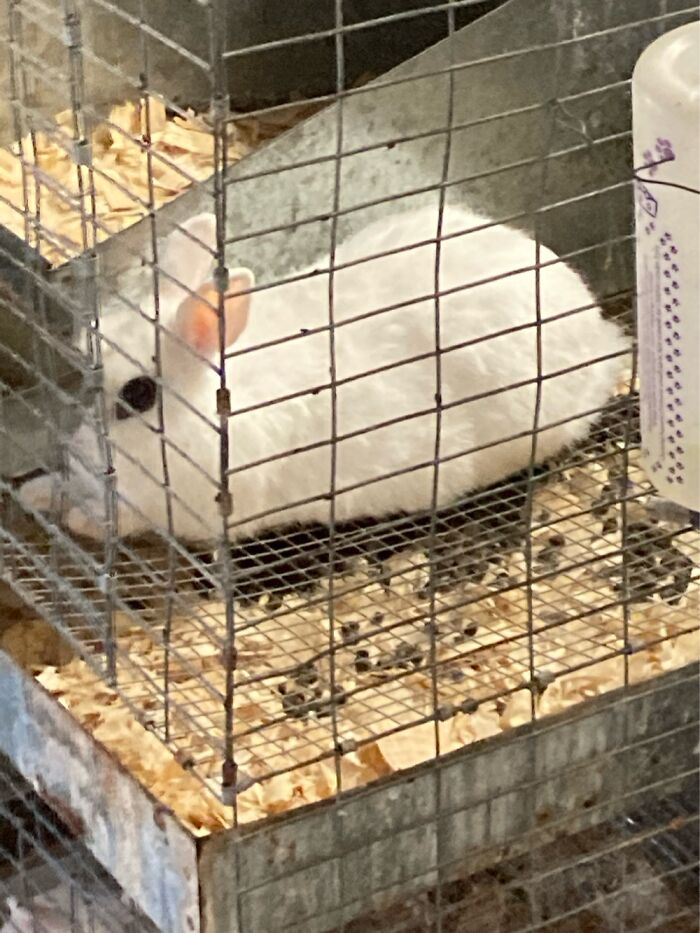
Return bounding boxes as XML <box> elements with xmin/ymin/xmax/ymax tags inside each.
<box><xmin>637</xmin><ymin>152</ymin><xmax>687</xmax><ymax>487</ymax></box>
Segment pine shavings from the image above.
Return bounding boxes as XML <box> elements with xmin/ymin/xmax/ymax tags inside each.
<box><xmin>28</xmin><ymin>605</ymin><xmax>697</xmax><ymax>836</ymax></box>
<box><xmin>24</xmin><ymin>537</ymin><xmax>699</xmax><ymax>834</ymax></box>
<box><xmin>0</xmin><ymin>96</ymin><xmax>321</xmax><ymax>267</ymax></box>
<box><xmin>35</xmin><ymin>659</ymin><xmax>230</xmax><ymax>836</ymax></box>
<box><xmin>370</xmin><ymin>712</ymin><xmax>501</xmax><ymax>772</ymax></box>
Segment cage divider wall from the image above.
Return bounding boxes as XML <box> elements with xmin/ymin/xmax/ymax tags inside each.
<box><xmin>1</xmin><ymin>647</ymin><xmax>698</xmax><ymax>932</ymax></box>
<box><xmin>0</xmin><ymin>751</ymin><xmax>161</xmax><ymax>932</ymax></box>
<box><xmin>0</xmin><ymin>652</ymin><xmax>199</xmax><ymax>933</ymax></box>
<box><xmin>0</xmin><ymin>0</ymin><xmax>699</xmax><ymax>931</ymax></box>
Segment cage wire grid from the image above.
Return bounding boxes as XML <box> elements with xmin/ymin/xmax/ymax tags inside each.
<box><xmin>338</xmin><ymin>800</ymin><xmax>700</xmax><ymax>933</ymax></box>
<box><xmin>187</xmin><ymin>663</ymin><xmax>698</xmax><ymax>933</ymax></box>
<box><xmin>353</xmin><ymin>802</ymin><xmax>699</xmax><ymax>932</ymax></box>
<box><xmin>0</xmin><ymin>670</ymin><xmax>698</xmax><ymax>933</ymax></box>
<box><xmin>0</xmin><ymin>0</ymin><xmax>697</xmax><ymax>843</ymax></box>
<box><xmin>0</xmin><ymin>754</ymin><xmax>158</xmax><ymax>932</ymax></box>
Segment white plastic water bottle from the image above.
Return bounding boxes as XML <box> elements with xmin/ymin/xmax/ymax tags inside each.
<box><xmin>632</xmin><ymin>21</ymin><xmax>699</xmax><ymax>517</ymax></box>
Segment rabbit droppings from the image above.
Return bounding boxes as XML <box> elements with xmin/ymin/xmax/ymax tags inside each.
<box><xmin>20</xmin><ymin>207</ymin><xmax>629</xmax><ymax>542</ymax></box>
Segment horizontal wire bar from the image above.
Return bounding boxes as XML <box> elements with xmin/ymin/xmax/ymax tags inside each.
<box><xmin>221</xmin><ymin>6</ymin><xmax>695</xmax><ymax>61</ymax></box>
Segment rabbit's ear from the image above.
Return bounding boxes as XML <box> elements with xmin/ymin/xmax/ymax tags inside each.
<box><xmin>174</xmin><ymin>268</ymin><xmax>254</xmax><ymax>356</ymax></box>
<box><xmin>158</xmin><ymin>214</ymin><xmax>217</xmax><ymax>303</ymax></box>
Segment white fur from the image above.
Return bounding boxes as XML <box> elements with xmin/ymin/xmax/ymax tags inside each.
<box><xmin>20</xmin><ymin>205</ymin><xmax>629</xmax><ymax>542</ymax></box>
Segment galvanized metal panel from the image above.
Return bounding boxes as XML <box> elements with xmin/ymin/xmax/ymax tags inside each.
<box><xmin>0</xmin><ymin>839</ymin><xmax>160</xmax><ymax>931</ymax></box>
<box><xmin>198</xmin><ymin>662</ymin><xmax>699</xmax><ymax>933</ymax></box>
<box><xmin>0</xmin><ymin>650</ymin><xmax>199</xmax><ymax>933</ymax></box>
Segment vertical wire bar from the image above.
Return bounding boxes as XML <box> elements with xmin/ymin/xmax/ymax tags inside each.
<box><xmin>617</xmin><ymin>319</ymin><xmax>640</xmax><ymax>933</ymax></box>
<box><xmin>207</xmin><ymin>0</ymin><xmax>240</xmax><ymax>812</ymax></box>
<box><xmin>521</xmin><ymin>50</ymin><xmax>567</xmax><ymax>725</ymax></box>
<box><xmin>209</xmin><ymin>6</ymin><xmax>247</xmax><ymax>929</ymax></box>
<box><xmin>7</xmin><ymin>0</ymin><xmax>32</xmax><ymax>248</ymax></box>
<box><xmin>518</xmin><ymin>37</ymin><xmax>567</xmax><ymax>916</ymax></box>
<box><xmin>0</xmin><ymin>0</ymin><xmax>24</xmax><ymax>599</ymax></box>
<box><xmin>6</xmin><ymin>2</ymin><xmax>57</xmax><ymax>476</ymax></box>
<box><xmin>26</xmin><ymin>123</ymin><xmax>70</xmax><ymax>648</ymax></box>
<box><xmin>137</xmin><ymin>0</ymin><xmax>177</xmax><ymax>745</ymax></box>
<box><xmin>522</xmin><ymin>248</ymin><xmax>544</xmax><ymax>722</ymax></box>
<box><xmin>425</xmin><ymin>5</ymin><xmax>456</xmax><ymax>930</ymax></box>
<box><xmin>327</xmin><ymin>0</ymin><xmax>348</xmax><ymax>925</ymax></box>
<box><xmin>60</xmin><ymin>0</ymin><xmax>119</xmax><ymax>681</ymax></box>
<box><xmin>4</xmin><ymin>0</ymin><xmax>62</xmax><ymax>606</ymax></box>
<box><xmin>18</xmin><ymin>0</ymin><xmax>88</xmax><ymax>686</ymax></box>
<box><xmin>619</xmin><ymin>358</ymin><xmax>639</xmax><ymax>683</ymax></box>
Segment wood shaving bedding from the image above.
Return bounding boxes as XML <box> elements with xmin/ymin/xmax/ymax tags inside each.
<box><xmin>4</xmin><ymin>378</ymin><xmax>697</xmax><ymax>837</ymax></box>
<box><xmin>21</xmin><ymin>564</ymin><xmax>698</xmax><ymax>836</ymax></box>
<box><xmin>0</xmin><ymin>97</ymin><xmax>322</xmax><ymax>266</ymax></box>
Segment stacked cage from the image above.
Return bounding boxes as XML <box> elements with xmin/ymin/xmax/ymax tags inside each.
<box><xmin>0</xmin><ymin>754</ymin><xmax>159</xmax><ymax>931</ymax></box>
<box><xmin>0</xmin><ymin>0</ymin><xmax>698</xmax><ymax>930</ymax></box>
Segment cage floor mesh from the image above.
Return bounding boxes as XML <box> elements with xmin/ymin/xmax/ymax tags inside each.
<box><xmin>1</xmin><ymin>383</ymin><xmax>698</xmax><ymax>832</ymax></box>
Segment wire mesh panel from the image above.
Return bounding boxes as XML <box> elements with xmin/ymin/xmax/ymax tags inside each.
<box><xmin>0</xmin><ymin>755</ymin><xmax>158</xmax><ymax>932</ymax></box>
<box><xmin>196</xmin><ymin>663</ymin><xmax>699</xmax><ymax>932</ymax></box>
<box><xmin>0</xmin><ymin>0</ymin><xmax>697</xmax><ymax>899</ymax></box>
<box><xmin>344</xmin><ymin>795</ymin><xmax>699</xmax><ymax>932</ymax></box>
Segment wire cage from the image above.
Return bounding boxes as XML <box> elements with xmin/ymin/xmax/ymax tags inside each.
<box><xmin>0</xmin><ymin>754</ymin><xmax>159</xmax><ymax>932</ymax></box>
<box><xmin>0</xmin><ymin>0</ymin><xmax>698</xmax><ymax>930</ymax></box>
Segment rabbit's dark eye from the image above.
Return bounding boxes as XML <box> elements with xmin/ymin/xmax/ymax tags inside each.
<box><xmin>116</xmin><ymin>376</ymin><xmax>157</xmax><ymax>420</ymax></box>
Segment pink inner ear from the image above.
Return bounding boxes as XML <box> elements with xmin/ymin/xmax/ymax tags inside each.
<box><xmin>175</xmin><ymin>285</ymin><xmax>220</xmax><ymax>356</ymax></box>
<box><xmin>175</xmin><ymin>277</ymin><xmax>251</xmax><ymax>356</ymax></box>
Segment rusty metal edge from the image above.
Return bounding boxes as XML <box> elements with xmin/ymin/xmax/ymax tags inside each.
<box><xmin>0</xmin><ymin>649</ymin><xmax>200</xmax><ymax>933</ymax></box>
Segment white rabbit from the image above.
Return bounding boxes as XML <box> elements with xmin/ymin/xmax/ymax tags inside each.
<box><xmin>19</xmin><ymin>204</ymin><xmax>629</xmax><ymax>542</ymax></box>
